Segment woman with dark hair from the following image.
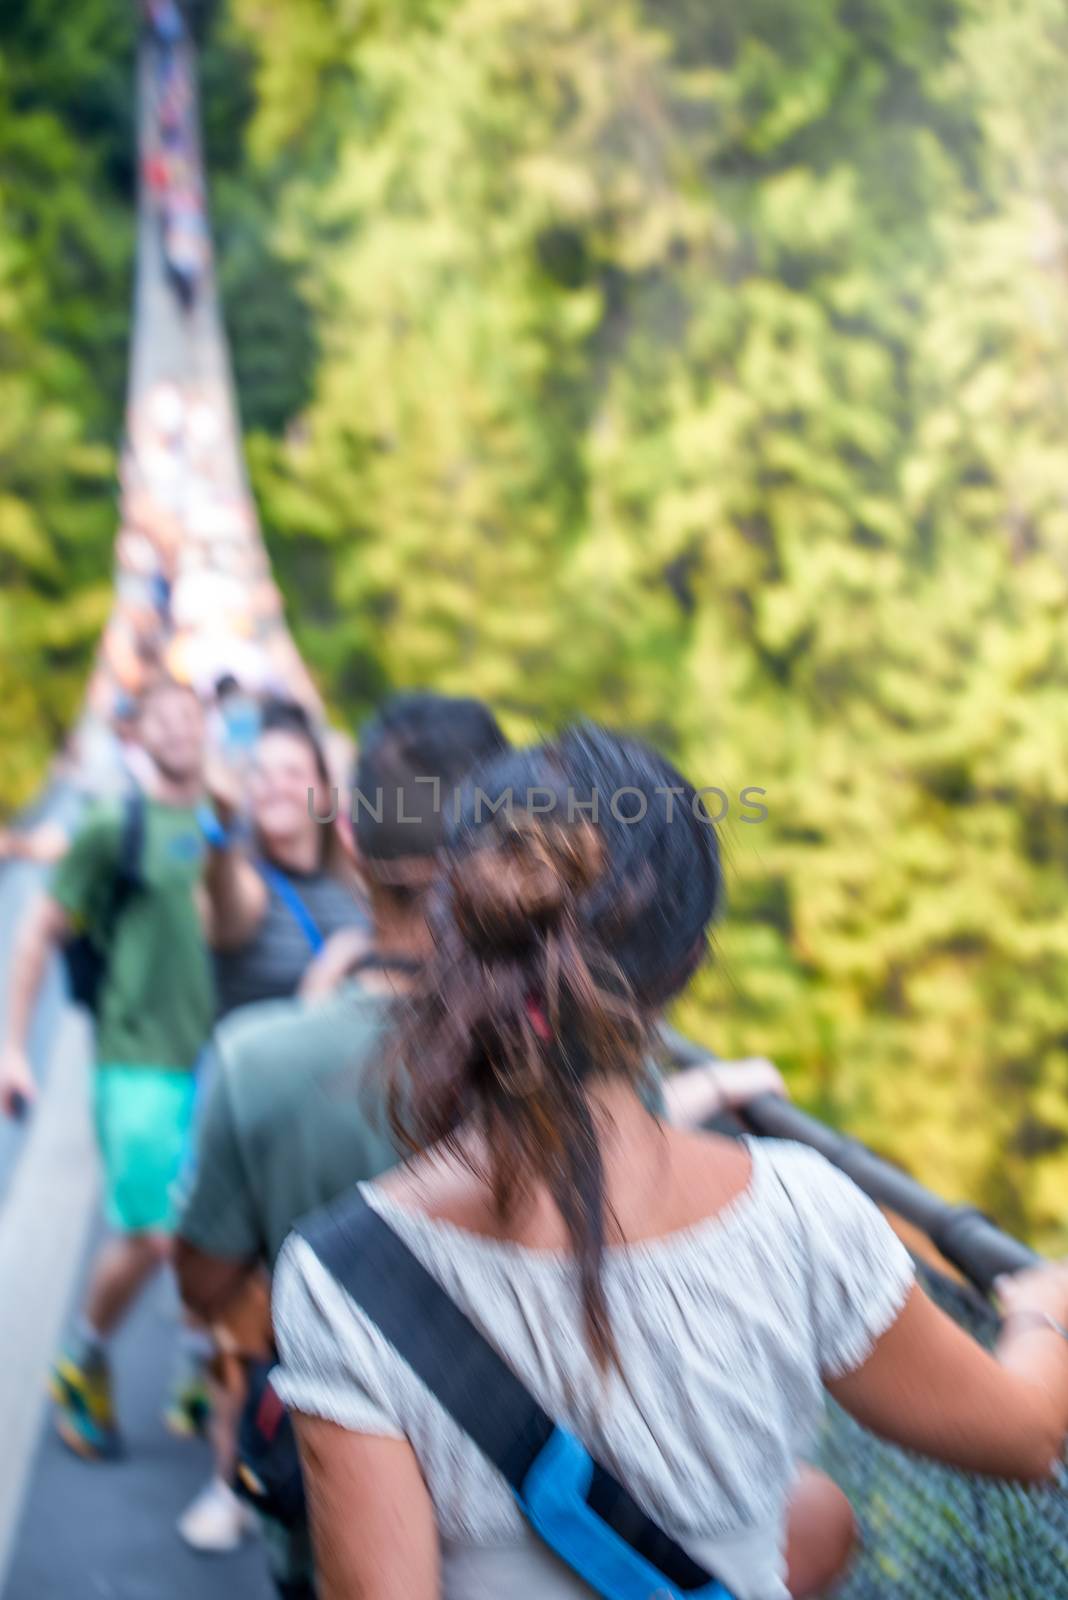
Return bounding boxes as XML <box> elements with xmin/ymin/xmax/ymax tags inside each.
<box><xmin>202</xmin><ymin>698</ymin><xmax>367</xmax><ymax>1018</ymax></box>
<box><xmin>179</xmin><ymin>699</ymin><xmax>368</xmax><ymax>1551</ymax></box>
<box><xmin>273</xmin><ymin>726</ymin><xmax>1068</xmax><ymax>1600</ymax></box>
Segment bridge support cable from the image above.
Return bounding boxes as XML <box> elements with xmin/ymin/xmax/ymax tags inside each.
<box><xmin>78</xmin><ymin>0</ymin><xmax>319</xmax><ymax>793</ymax></box>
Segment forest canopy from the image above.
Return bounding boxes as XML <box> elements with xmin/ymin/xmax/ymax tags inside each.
<box><xmin>3</xmin><ymin>0</ymin><xmax>1068</xmax><ymax>1247</ymax></box>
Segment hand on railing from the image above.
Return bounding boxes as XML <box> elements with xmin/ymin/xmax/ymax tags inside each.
<box><xmin>996</xmin><ymin>1264</ymin><xmax>1068</xmax><ymax>1336</ymax></box>
<box><xmin>0</xmin><ymin>1043</ymin><xmax>36</xmax><ymax>1120</ymax></box>
<box><xmin>660</xmin><ymin>1024</ymin><xmax>1042</xmax><ymax>1291</ymax></box>
<box><xmin>663</xmin><ymin>1055</ymin><xmax>787</xmax><ymax>1128</ymax></box>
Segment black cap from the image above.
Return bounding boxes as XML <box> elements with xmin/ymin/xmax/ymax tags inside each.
<box><xmin>355</xmin><ymin>692</ymin><xmax>508</xmax><ymax>862</ymax></box>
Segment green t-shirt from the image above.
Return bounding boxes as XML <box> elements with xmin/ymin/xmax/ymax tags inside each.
<box><xmin>177</xmin><ymin>983</ymin><xmax>400</xmax><ymax>1268</ymax></box>
<box><xmin>51</xmin><ymin>797</ymin><xmax>213</xmax><ymax>1070</ymax></box>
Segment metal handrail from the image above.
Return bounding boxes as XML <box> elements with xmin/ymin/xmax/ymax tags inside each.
<box><xmin>660</xmin><ymin>1026</ymin><xmax>1039</xmax><ymax>1293</ymax></box>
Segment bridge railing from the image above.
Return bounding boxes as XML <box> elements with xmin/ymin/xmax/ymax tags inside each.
<box><xmin>661</xmin><ymin>1025</ymin><xmax>1038</xmax><ymax>1292</ymax></box>
<box><xmin>660</xmin><ymin>1025</ymin><xmax>1068</xmax><ymax>1600</ymax></box>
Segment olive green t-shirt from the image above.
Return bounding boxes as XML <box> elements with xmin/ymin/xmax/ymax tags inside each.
<box><xmin>51</xmin><ymin>797</ymin><xmax>213</xmax><ymax>1070</ymax></box>
<box><xmin>177</xmin><ymin>983</ymin><xmax>400</xmax><ymax>1268</ymax></box>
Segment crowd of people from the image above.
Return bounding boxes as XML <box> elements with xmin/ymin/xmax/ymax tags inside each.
<box><xmin>82</xmin><ymin>368</ymin><xmax>316</xmax><ymax>752</ymax></box>
<box><xmin>74</xmin><ymin>2</ymin><xmax>318</xmax><ymax>774</ymax></box>
<box><xmin>2</xmin><ymin>672</ymin><xmax>1068</xmax><ymax>1600</ymax></box>
<box><xmin>143</xmin><ymin>0</ymin><xmax>209</xmax><ymax>311</ymax></box>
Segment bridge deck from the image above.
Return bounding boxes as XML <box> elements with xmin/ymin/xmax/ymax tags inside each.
<box><xmin>0</xmin><ymin>847</ymin><xmax>270</xmax><ymax>1599</ymax></box>
<box><xmin>3</xmin><ymin>1237</ymin><xmax>271</xmax><ymax>1599</ymax></box>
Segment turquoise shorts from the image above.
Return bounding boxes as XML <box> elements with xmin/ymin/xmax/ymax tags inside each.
<box><xmin>93</xmin><ymin>1064</ymin><xmax>198</xmax><ymax>1235</ymax></box>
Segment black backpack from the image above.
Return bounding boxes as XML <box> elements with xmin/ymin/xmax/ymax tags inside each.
<box><xmin>61</xmin><ymin>791</ymin><xmax>146</xmax><ymax>1016</ymax></box>
<box><xmin>234</xmin><ymin>1355</ymin><xmax>306</xmax><ymax>1527</ymax></box>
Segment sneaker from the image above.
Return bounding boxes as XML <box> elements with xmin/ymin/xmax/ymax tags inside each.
<box><xmin>163</xmin><ymin>1370</ymin><xmax>212</xmax><ymax>1439</ymax></box>
<box><xmin>177</xmin><ymin>1476</ymin><xmax>257</xmax><ymax>1554</ymax></box>
<box><xmin>49</xmin><ymin>1354</ymin><xmax>122</xmax><ymax>1461</ymax></box>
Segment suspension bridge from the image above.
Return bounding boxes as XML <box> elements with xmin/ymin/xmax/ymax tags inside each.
<box><xmin>0</xmin><ymin>6</ymin><xmax>1066</xmax><ymax>1598</ymax></box>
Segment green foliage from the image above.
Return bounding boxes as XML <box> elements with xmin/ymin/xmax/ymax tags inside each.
<box><xmin>0</xmin><ymin>0</ymin><xmax>316</xmax><ymax>810</ymax></box>
<box><xmin>232</xmin><ymin>0</ymin><xmax>1068</xmax><ymax>1246</ymax></box>
<box><xmin>0</xmin><ymin>0</ymin><xmax>135</xmax><ymax>808</ymax></box>
<box><xmin>197</xmin><ymin>5</ymin><xmax>319</xmax><ymax>434</ymax></box>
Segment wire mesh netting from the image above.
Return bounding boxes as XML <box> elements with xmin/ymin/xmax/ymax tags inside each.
<box><xmin>819</xmin><ymin>1259</ymin><xmax>1068</xmax><ymax>1599</ymax></box>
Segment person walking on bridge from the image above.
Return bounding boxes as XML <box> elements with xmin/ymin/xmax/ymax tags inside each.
<box><xmin>173</xmin><ymin>696</ymin><xmax>370</xmax><ymax>1552</ymax></box>
<box><xmin>0</xmin><ymin>675</ymin><xmax>215</xmax><ymax>1461</ymax></box>
<box><xmin>201</xmin><ymin>697</ymin><xmax>367</xmax><ymax>1021</ymax></box>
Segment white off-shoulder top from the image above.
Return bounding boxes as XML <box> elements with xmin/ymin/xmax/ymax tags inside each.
<box><xmin>272</xmin><ymin>1139</ymin><xmax>915</xmax><ymax>1600</ymax></box>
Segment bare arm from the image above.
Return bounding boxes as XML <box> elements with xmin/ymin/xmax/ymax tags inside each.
<box><xmin>174</xmin><ymin>1237</ymin><xmax>257</xmax><ymax>1326</ymax></box>
<box><xmin>294</xmin><ymin>1416</ymin><xmax>440</xmax><ymax>1600</ymax></box>
<box><xmin>199</xmin><ymin>756</ymin><xmax>267</xmax><ymax>951</ymax></box>
<box><xmin>827</xmin><ymin>1270</ymin><xmax>1068</xmax><ymax>1482</ymax></box>
<box><xmin>201</xmin><ymin>840</ymin><xmax>268</xmax><ymax>952</ymax></box>
<box><xmin>0</xmin><ymin>823</ymin><xmax>69</xmax><ymax>865</ymax></box>
<box><xmin>0</xmin><ymin>893</ymin><xmax>69</xmax><ymax>1114</ymax></box>
<box><xmin>297</xmin><ymin>924</ymin><xmax>374</xmax><ymax>1001</ymax></box>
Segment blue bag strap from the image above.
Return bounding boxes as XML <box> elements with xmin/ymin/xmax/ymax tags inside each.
<box><xmin>258</xmin><ymin>862</ymin><xmax>324</xmax><ymax>956</ymax></box>
<box><xmin>298</xmin><ymin>1190</ymin><xmax>733</xmax><ymax>1600</ymax></box>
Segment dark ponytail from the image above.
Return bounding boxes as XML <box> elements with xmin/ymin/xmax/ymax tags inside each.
<box><xmin>389</xmin><ymin>726</ymin><xmax>722</xmax><ymax>1370</ymax></box>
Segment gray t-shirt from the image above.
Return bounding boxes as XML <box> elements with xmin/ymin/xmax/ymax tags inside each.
<box><xmin>213</xmin><ymin>867</ymin><xmax>368</xmax><ymax>1019</ymax></box>
<box><xmin>179</xmin><ymin>989</ymin><xmax>668</xmax><ymax>1273</ymax></box>
<box><xmin>178</xmin><ymin>981</ymin><xmax>399</xmax><ymax>1267</ymax></box>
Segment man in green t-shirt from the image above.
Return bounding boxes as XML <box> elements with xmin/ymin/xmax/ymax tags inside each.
<box><xmin>0</xmin><ymin>675</ymin><xmax>214</xmax><ymax>1461</ymax></box>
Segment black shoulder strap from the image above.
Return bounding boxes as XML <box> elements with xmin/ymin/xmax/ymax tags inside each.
<box><xmin>298</xmin><ymin>1190</ymin><xmax>714</xmax><ymax>1593</ymax></box>
<box><xmin>104</xmin><ymin>790</ymin><xmax>146</xmax><ymax>934</ymax></box>
<box><xmin>300</xmin><ymin>1192</ymin><xmax>555</xmax><ymax>1489</ymax></box>
<box><xmin>119</xmin><ymin>789</ymin><xmax>146</xmax><ymax>886</ymax></box>
<box><xmin>347</xmin><ymin>951</ymin><xmax>423</xmax><ymax>978</ymax></box>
